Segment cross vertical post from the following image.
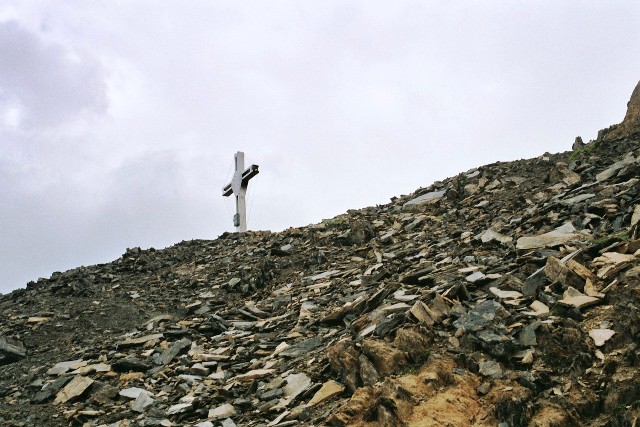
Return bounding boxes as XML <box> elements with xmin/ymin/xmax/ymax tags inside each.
<box><xmin>222</xmin><ymin>151</ymin><xmax>259</xmax><ymax>232</ymax></box>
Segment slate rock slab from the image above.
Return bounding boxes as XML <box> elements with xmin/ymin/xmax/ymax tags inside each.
<box><xmin>0</xmin><ymin>335</ymin><xmax>26</xmax><ymax>363</ymax></box>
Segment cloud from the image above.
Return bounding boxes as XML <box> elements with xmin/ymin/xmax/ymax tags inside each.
<box><xmin>0</xmin><ymin>20</ymin><xmax>108</xmax><ymax>132</ymax></box>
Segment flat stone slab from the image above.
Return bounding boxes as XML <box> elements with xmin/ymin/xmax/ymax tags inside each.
<box><xmin>589</xmin><ymin>329</ymin><xmax>615</xmax><ymax>347</ymax></box>
<box><xmin>71</xmin><ymin>362</ymin><xmax>111</xmax><ymax>375</ymax></box>
<box><xmin>453</xmin><ymin>300</ymin><xmax>506</xmax><ymax>332</ymax></box>
<box><xmin>132</xmin><ymin>391</ymin><xmax>155</xmax><ymax>412</ymax></box>
<box><xmin>561</xmin><ymin>193</ymin><xmax>596</xmax><ymax>205</ymax></box>
<box><xmin>632</xmin><ymin>204</ymin><xmax>640</xmax><ymax>228</ymax></box>
<box><xmin>307</xmin><ymin>380</ymin><xmax>345</xmax><ymax>407</ymax></box>
<box><xmin>489</xmin><ymin>287</ymin><xmax>522</xmax><ymax>299</ymax></box>
<box><xmin>478</xmin><ymin>359</ymin><xmax>503</xmax><ymax>379</ymax></box>
<box><xmin>308</xmin><ymin>270</ymin><xmax>340</xmax><ymax>281</ymax></box>
<box><xmin>47</xmin><ymin>359</ymin><xmax>87</xmax><ymax>376</ymax></box>
<box><xmin>231</xmin><ymin>368</ymin><xmax>276</xmax><ymax>382</ymax></box>
<box><xmin>117</xmin><ymin>333</ymin><xmax>164</xmax><ymax>348</ymax></box>
<box><xmin>160</xmin><ymin>338</ymin><xmax>192</xmax><ymax>365</ymax></box>
<box><xmin>527</xmin><ymin>301</ymin><xmax>550</xmax><ymax>317</ymax></box>
<box><xmin>277</xmin><ymin>372</ymin><xmax>312</xmax><ymax>408</ymax></box>
<box><xmin>167</xmin><ymin>403</ymin><xmax>192</xmax><ymax>415</ymax></box>
<box><xmin>208</xmin><ymin>403</ymin><xmax>236</xmax><ymax>420</ymax></box>
<box><xmin>478</xmin><ymin>228</ymin><xmax>512</xmax><ymax>244</ymax></box>
<box><xmin>596</xmin><ymin>153</ymin><xmax>636</xmax><ymax>182</ymax></box>
<box><xmin>517</xmin><ymin>223</ymin><xmax>591</xmax><ymax>250</ymax></box>
<box><xmin>410</xmin><ymin>301</ymin><xmax>435</xmax><ymax>326</ymax></box>
<box><xmin>0</xmin><ymin>335</ymin><xmax>26</xmax><ymax>363</ymax></box>
<box><xmin>119</xmin><ymin>387</ymin><xmax>153</xmax><ymax>399</ymax></box>
<box><xmin>465</xmin><ymin>271</ymin><xmax>486</xmax><ymax>283</ymax></box>
<box><xmin>402</xmin><ymin>190</ymin><xmax>446</xmax><ymax>210</ymax></box>
<box><xmin>558</xmin><ymin>287</ymin><xmax>600</xmax><ymax>309</ymax></box>
<box><xmin>54</xmin><ymin>375</ymin><xmax>94</xmax><ymax>404</ymax></box>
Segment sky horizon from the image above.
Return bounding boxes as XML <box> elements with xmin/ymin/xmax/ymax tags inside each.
<box><xmin>2</xmin><ymin>2</ymin><xmax>640</xmax><ymax>293</ymax></box>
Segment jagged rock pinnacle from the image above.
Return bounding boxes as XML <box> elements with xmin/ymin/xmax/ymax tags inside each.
<box><xmin>600</xmin><ymin>80</ymin><xmax>640</xmax><ymax>141</ymax></box>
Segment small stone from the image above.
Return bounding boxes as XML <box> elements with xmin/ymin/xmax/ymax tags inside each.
<box><xmin>119</xmin><ymin>387</ymin><xmax>153</xmax><ymax>399</ymax></box>
<box><xmin>117</xmin><ymin>333</ymin><xmax>164</xmax><ymax>348</ymax></box>
<box><xmin>478</xmin><ymin>229</ymin><xmax>512</xmax><ymax>244</ymax></box>
<box><xmin>132</xmin><ymin>391</ymin><xmax>155</xmax><ymax>412</ymax></box>
<box><xmin>477</xmin><ymin>382</ymin><xmax>492</xmax><ymax>395</ymax></box>
<box><xmin>631</xmin><ymin>204</ymin><xmax>640</xmax><ymax>229</ymax></box>
<box><xmin>478</xmin><ymin>359</ymin><xmax>503</xmax><ymax>379</ymax></box>
<box><xmin>453</xmin><ymin>300</ymin><xmax>506</xmax><ymax>332</ymax></box>
<box><xmin>466</xmin><ymin>271</ymin><xmax>486</xmax><ymax>283</ymax></box>
<box><xmin>112</xmin><ymin>357</ymin><xmax>152</xmax><ymax>372</ymax></box>
<box><xmin>208</xmin><ymin>403</ymin><xmax>236</xmax><ymax>419</ymax></box>
<box><xmin>259</xmin><ymin>388</ymin><xmax>283</xmax><ymax>401</ymax></box>
<box><xmin>589</xmin><ymin>329</ymin><xmax>615</xmax><ymax>347</ymax></box>
<box><xmin>409</xmin><ymin>301</ymin><xmax>434</xmax><ymax>326</ymax></box>
<box><xmin>233</xmin><ymin>368</ymin><xmax>276</xmax><ymax>382</ymax></box>
<box><xmin>47</xmin><ymin>359</ymin><xmax>87</xmax><ymax>376</ymax></box>
<box><xmin>558</xmin><ymin>287</ymin><xmax>600</xmax><ymax>309</ymax></box>
<box><xmin>544</xmin><ymin>256</ymin><xmax>584</xmax><ymax>289</ymax></box>
<box><xmin>190</xmin><ymin>362</ymin><xmax>210</xmax><ymax>376</ymax></box>
<box><xmin>403</xmin><ymin>190</ymin><xmax>446</xmax><ymax>210</ymax></box>
<box><xmin>361</xmin><ymin>339</ymin><xmax>408</xmax><ymax>376</ymax></box>
<box><xmin>528</xmin><ymin>301</ymin><xmax>550</xmax><ymax>317</ymax></box>
<box><xmin>279</xmin><ymin>337</ymin><xmax>322</xmax><ymax>357</ymax></box>
<box><xmin>561</xmin><ymin>194</ymin><xmax>596</xmax><ymax>205</ymax></box>
<box><xmin>489</xmin><ymin>287</ymin><xmax>522</xmax><ymax>299</ymax></box>
<box><xmin>33</xmin><ymin>376</ymin><xmax>73</xmax><ymax>403</ymax></box>
<box><xmin>167</xmin><ymin>403</ymin><xmax>192</xmax><ymax>415</ymax></box>
<box><xmin>516</xmin><ymin>223</ymin><xmax>590</xmax><ymax>250</ymax></box>
<box><xmin>519</xmin><ymin>321</ymin><xmax>541</xmax><ymax>346</ymax></box>
<box><xmin>277</xmin><ymin>373</ymin><xmax>312</xmax><ymax>408</ymax></box>
<box><xmin>359</xmin><ymin>354</ymin><xmax>381</xmax><ymax>386</ymax></box>
<box><xmin>596</xmin><ymin>153</ymin><xmax>636</xmax><ymax>182</ymax></box>
<box><xmin>160</xmin><ymin>338</ymin><xmax>192</xmax><ymax>365</ymax></box>
<box><xmin>27</xmin><ymin>316</ymin><xmax>50</xmax><ymax>323</ymax></box>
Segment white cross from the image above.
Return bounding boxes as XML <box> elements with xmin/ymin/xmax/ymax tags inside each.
<box><xmin>222</xmin><ymin>151</ymin><xmax>259</xmax><ymax>232</ymax></box>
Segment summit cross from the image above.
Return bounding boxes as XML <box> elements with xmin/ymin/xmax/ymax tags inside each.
<box><xmin>222</xmin><ymin>151</ymin><xmax>259</xmax><ymax>232</ymax></box>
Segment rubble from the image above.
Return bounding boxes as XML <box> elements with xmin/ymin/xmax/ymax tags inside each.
<box><xmin>1</xmin><ymin>83</ymin><xmax>640</xmax><ymax>426</ymax></box>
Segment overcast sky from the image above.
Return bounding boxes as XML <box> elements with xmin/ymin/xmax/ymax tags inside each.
<box><xmin>1</xmin><ymin>2</ymin><xmax>639</xmax><ymax>293</ymax></box>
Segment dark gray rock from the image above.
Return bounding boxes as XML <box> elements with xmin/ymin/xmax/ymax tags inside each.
<box><xmin>0</xmin><ymin>335</ymin><xmax>26</xmax><ymax>363</ymax></box>
<box><xmin>453</xmin><ymin>300</ymin><xmax>506</xmax><ymax>332</ymax></box>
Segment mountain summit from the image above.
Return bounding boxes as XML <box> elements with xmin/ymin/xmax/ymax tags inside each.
<box><xmin>1</xmin><ymin>84</ymin><xmax>640</xmax><ymax>426</ymax></box>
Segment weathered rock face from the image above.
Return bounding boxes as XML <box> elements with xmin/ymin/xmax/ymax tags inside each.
<box><xmin>1</xmin><ymin>84</ymin><xmax>640</xmax><ymax>426</ymax></box>
<box><xmin>601</xmin><ymin>80</ymin><xmax>640</xmax><ymax>141</ymax></box>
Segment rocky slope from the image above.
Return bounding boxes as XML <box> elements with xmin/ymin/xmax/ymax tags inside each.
<box><xmin>2</xmin><ymin>81</ymin><xmax>640</xmax><ymax>427</ymax></box>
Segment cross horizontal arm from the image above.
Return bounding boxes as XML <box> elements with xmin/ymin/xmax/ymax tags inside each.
<box><xmin>222</xmin><ymin>164</ymin><xmax>259</xmax><ymax>197</ymax></box>
<box><xmin>222</xmin><ymin>184</ymin><xmax>233</xmax><ymax>197</ymax></box>
<box><xmin>241</xmin><ymin>164</ymin><xmax>259</xmax><ymax>186</ymax></box>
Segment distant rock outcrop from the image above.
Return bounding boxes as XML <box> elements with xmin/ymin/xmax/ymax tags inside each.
<box><xmin>600</xmin><ymin>80</ymin><xmax>640</xmax><ymax>141</ymax></box>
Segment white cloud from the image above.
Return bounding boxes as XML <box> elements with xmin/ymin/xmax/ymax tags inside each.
<box><xmin>0</xmin><ymin>20</ymin><xmax>108</xmax><ymax>131</ymax></box>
